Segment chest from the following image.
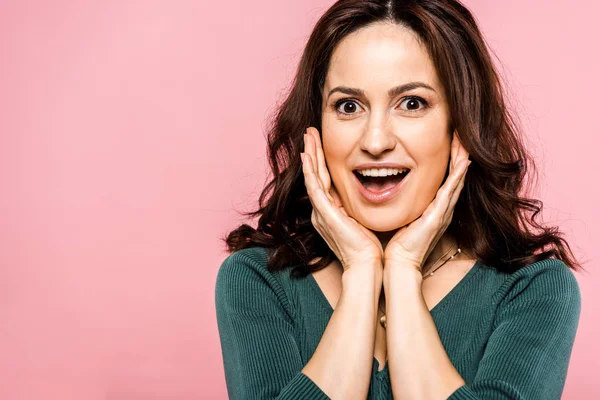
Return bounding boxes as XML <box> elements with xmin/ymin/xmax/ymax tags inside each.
<box><xmin>311</xmin><ymin>259</ymin><xmax>477</xmax><ymax>312</ymax></box>
<box><xmin>310</xmin><ymin>259</ymin><xmax>477</xmax><ymax>372</ymax></box>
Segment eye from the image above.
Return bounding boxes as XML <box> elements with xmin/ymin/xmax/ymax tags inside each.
<box><xmin>334</xmin><ymin>99</ymin><xmax>362</xmax><ymax>116</ymax></box>
<box><xmin>333</xmin><ymin>96</ymin><xmax>430</xmax><ymax>117</ymax></box>
<box><xmin>399</xmin><ymin>96</ymin><xmax>429</xmax><ymax>112</ymax></box>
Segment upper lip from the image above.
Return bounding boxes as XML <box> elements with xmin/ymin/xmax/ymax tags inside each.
<box><xmin>353</xmin><ymin>162</ymin><xmax>411</xmax><ymax>171</ymax></box>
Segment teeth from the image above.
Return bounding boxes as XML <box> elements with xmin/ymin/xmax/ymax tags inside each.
<box><xmin>357</xmin><ymin>168</ymin><xmax>409</xmax><ymax>177</ymax></box>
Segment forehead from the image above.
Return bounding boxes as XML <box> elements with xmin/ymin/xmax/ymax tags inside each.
<box><xmin>324</xmin><ymin>22</ymin><xmax>440</xmax><ymax>92</ymax></box>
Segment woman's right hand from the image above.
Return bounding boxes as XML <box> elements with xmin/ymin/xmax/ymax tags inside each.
<box><xmin>301</xmin><ymin>126</ymin><xmax>384</xmax><ymax>271</ymax></box>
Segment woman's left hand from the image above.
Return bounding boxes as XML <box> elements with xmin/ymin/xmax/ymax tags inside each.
<box><xmin>383</xmin><ymin>130</ymin><xmax>471</xmax><ymax>271</ymax></box>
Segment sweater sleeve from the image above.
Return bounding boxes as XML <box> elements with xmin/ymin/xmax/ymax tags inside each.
<box><xmin>215</xmin><ymin>249</ymin><xmax>331</xmax><ymax>400</ymax></box>
<box><xmin>447</xmin><ymin>260</ymin><xmax>581</xmax><ymax>400</ymax></box>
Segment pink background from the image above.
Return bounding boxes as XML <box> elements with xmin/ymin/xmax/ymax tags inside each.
<box><xmin>0</xmin><ymin>0</ymin><xmax>598</xmax><ymax>398</ymax></box>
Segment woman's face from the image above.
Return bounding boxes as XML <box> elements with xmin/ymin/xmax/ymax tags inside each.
<box><xmin>321</xmin><ymin>22</ymin><xmax>452</xmax><ymax>233</ymax></box>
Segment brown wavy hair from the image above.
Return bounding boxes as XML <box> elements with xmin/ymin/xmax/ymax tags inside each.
<box><xmin>220</xmin><ymin>0</ymin><xmax>585</xmax><ymax>278</ymax></box>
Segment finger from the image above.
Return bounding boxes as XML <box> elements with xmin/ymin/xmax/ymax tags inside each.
<box><xmin>447</xmin><ymin>161</ymin><xmax>469</xmax><ymax>211</ymax></box>
<box><xmin>452</xmin><ymin>131</ymin><xmax>466</xmax><ymax>172</ymax></box>
<box><xmin>443</xmin><ymin>166</ymin><xmax>468</xmax><ymax>225</ymax></box>
<box><xmin>305</xmin><ymin>130</ymin><xmax>321</xmax><ymax>188</ymax></box>
<box><xmin>306</xmin><ymin>128</ymin><xmax>334</xmax><ymax>204</ymax></box>
<box><xmin>309</xmin><ymin>127</ymin><xmax>332</xmax><ymax>191</ymax></box>
<box><xmin>442</xmin><ymin>161</ymin><xmax>469</xmax><ymax>225</ymax></box>
<box><xmin>302</xmin><ymin>152</ymin><xmax>339</xmax><ymax>221</ymax></box>
<box><xmin>437</xmin><ymin>157</ymin><xmax>470</xmax><ymax>210</ymax></box>
<box><xmin>301</xmin><ymin>152</ymin><xmax>329</xmax><ymax>226</ymax></box>
<box><xmin>303</xmin><ymin>131</ymin><xmax>316</xmax><ymax>183</ymax></box>
<box><xmin>454</xmin><ymin>133</ymin><xmax>470</xmax><ymax>167</ymax></box>
<box><xmin>450</xmin><ymin>130</ymin><xmax>459</xmax><ymax>175</ymax></box>
<box><xmin>425</xmin><ymin>158</ymin><xmax>469</xmax><ymax>227</ymax></box>
<box><xmin>451</xmin><ymin>131</ymin><xmax>471</xmax><ymax>176</ymax></box>
<box><xmin>448</xmin><ymin>158</ymin><xmax>471</xmax><ymax>199</ymax></box>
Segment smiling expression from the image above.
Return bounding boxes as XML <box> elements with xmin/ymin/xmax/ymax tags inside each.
<box><xmin>320</xmin><ymin>22</ymin><xmax>452</xmax><ymax>232</ymax></box>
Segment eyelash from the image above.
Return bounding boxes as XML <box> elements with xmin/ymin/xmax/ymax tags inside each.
<box><xmin>333</xmin><ymin>96</ymin><xmax>429</xmax><ymax>116</ymax></box>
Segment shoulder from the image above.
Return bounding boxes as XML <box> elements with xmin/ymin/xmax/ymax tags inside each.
<box><xmin>215</xmin><ymin>246</ymin><xmax>274</xmax><ymax>290</ymax></box>
<box><xmin>217</xmin><ymin>246</ymin><xmax>271</xmax><ymax>275</ymax></box>
<box><xmin>215</xmin><ymin>247</ymin><xmax>295</xmax><ymax>318</ymax></box>
<box><xmin>493</xmin><ymin>258</ymin><xmax>581</xmax><ymax>322</ymax></box>
<box><xmin>496</xmin><ymin>258</ymin><xmax>581</xmax><ymax>301</ymax></box>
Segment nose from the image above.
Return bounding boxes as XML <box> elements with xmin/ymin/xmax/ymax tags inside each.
<box><xmin>359</xmin><ymin>116</ymin><xmax>396</xmax><ymax>156</ymax></box>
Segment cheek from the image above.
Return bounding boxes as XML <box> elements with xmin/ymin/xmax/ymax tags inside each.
<box><xmin>405</xmin><ymin>129</ymin><xmax>451</xmax><ymax>193</ymax></box>
<box><xmin>413</xmin><ymin>145</ymin><xmax>451</xmax><ymax>202</ymax></box>
<box><xmin>321</xmin><ymin>128</ymin><xmax>353</xmax><ymax>171</ymax></box>
<box><xmin>322</xmin><ymin>142</ymin><xmax>346</xmax><ymax>185</ymax></box>
<box><xmin>410</xmin><ymin>129</ymin><xmax>450</xmax><ymax>158</ymax></box>
<box><xmin>405</xmin><ymin>120</ymin><xmax>451</xmax><ymax>165</ymax></box>
<box><xmin>322</xmin><ymin>136</ymin><xmax>356</xmax><ymax>203</ymax></box>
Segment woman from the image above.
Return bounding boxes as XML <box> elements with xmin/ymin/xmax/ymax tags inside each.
<box><xmin>215</xmin><ymin>0</ymin><xmax>583</xmax><ymax>399</ymax></box>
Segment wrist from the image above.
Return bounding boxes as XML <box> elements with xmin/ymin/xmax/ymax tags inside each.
<box><xmin>342</xmin><ymin>263</ymin><xmax>383</xmax><ymax>292</ymax></box>
<box><xmin>383</xmin><ymin>258</ymin><xmax>423</xmax><ymax>288</ymax></box>
<box><xmin>343</xmin><ymin>260</ymin><xmax>382</xmax><ymax>277</ymax></box>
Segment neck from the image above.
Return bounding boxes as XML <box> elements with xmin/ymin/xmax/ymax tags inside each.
<box><xmin>375</xmin><ymin>230</ymin><xmax>459</xmax><ymax>271</ymax></box>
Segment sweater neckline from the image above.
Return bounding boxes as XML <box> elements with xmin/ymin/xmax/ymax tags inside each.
<box><xmin>306</xmin><ymin>259</ymin><xmax>483</xmax><ymax>315</ymax></box>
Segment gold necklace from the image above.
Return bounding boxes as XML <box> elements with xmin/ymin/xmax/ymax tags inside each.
<box><xmin>378</xmin><ymin>244</ymin><xmax>462</xmax><ymax>329</ymax></box>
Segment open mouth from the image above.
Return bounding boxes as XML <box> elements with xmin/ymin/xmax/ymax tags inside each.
<box><xmin>353</xmin><ymin>169</ymin><xmax>410</xmax><ymax>192</ymax></box>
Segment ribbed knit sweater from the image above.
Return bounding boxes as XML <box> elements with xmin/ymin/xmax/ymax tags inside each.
<box><xmin>215</xmin><ymin>247</ymin><xmax>581</xmax><ymax>399</ymax></box>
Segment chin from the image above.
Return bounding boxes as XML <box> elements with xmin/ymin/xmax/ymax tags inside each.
<box><xmin>353</xmin><ymin>210</ymin><xmax>416</xmax><ymax>232</ymax></box>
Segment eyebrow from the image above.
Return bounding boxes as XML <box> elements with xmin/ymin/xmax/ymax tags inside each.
<box><xmin>327</xmin><ymin>81</ymin><xmax>436</xmax><ymax>100</ymax></box>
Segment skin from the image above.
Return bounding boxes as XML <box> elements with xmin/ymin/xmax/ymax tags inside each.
<box><xmin>301</xmin><ymin>21</ymin><xmax>475</xmax><ymax>397</ymax></box>
<box><xmin>321</xmin><ymin>22</ymin><xmax>452</xmax><ymax>239</ymax></box>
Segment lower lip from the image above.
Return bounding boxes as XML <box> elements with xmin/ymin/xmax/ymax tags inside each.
<box><xmin>354</xmin><ymin>171</ymin><xmax>410</xmax><ymax>204</ymax></box>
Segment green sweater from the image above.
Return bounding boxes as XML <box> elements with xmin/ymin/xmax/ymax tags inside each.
<box><xmin>215</xmin><ymin>247</ymin><xmax>581</xmax><ymax>399</ymax></box>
